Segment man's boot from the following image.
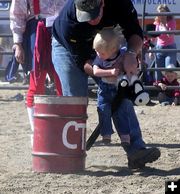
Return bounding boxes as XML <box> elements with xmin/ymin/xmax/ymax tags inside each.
<box><xmin>127</xmin><ymin>147</ymin><xmax>161</xmax><ymax>169</ymax></box>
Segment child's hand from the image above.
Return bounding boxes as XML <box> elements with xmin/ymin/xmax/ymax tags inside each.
<box><xmin>158</xmin><ymin>83</ymin><xmax>167</xmax><ymax>90</ymax></box>
<box><xmin>111</xmin><ymin>68</ymin><xmax>119</xmax><ymax>76</ymax></box>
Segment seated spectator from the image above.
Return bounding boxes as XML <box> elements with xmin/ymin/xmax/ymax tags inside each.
<box><xmin>153</xmin><ymin>64</ymin><xmax>180</xmax><ymax>106</ymax></box>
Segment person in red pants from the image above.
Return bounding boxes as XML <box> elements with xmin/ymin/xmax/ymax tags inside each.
<box><xmin>10</xmin><ymin>0</ymin><xmax>66</xmax><ymax>144</ymax></box>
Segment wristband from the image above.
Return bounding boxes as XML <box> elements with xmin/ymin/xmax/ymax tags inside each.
<box><xmin>126</xmin><ymin>49</ymin><xmax>137</xmax><ymax>56</ymax></box>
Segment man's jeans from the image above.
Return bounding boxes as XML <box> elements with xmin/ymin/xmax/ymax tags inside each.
<box><xmin>52</xmin><ymin>37</ymin><xmax>88</xmax><ymax>96</ymax></box>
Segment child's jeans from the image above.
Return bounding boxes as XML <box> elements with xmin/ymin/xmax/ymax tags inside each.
<box><xmin>97</xmin><ymin>83</ymin><xmax>116</xmax><ymax>137</ymax></box>
<box><xmin>97</xmin><ymin>82</ymin><xmax>145</xmax><ymax>151</ymax></box>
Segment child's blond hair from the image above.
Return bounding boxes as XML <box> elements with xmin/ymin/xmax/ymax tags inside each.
<box><xmin>93</xmin><ymin>26</ymin><xmax>124</xmax><ymax>53</ymax></box>
<box><xmin>157</xmin><ymin>4</ymin><xmax>173</xmax><ymax>21</ymax></box>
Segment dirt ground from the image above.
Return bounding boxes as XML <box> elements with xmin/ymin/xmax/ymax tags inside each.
<box><xmin>0</xmin><ymin>88</ymin><xmax>179</xmax><ymax>194</ymax></box>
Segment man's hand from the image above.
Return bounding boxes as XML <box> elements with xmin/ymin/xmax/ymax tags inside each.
<box><xmin>123</xmin><ymin>51</ymin><xmax>138</xmax><ymax>79</ymax></box>
<box><xmin>12</xmin><ymin>43</ymin><xmax>25</xmax><ymax>64</ymax></box>
<box><xmin>84</xmin><ymin>60</ymin><xmax>94</xmax><ymax>76</ymax></box>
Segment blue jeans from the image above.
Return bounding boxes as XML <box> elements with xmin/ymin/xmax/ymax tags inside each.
<box><xmin>52</xmin><ymin>37</ymin><xmax>88</xmax><ymax>96</ymax></box>
<box><xmin>155</xmin><ymin>43</ymin><xmax>177</xmax><ymax>80</ymax></box>
<box><xmin>97</xmin><ymin>83</ymin><xmax>116</xmax><ymax>136</ymax></box>
<box><xmin>98</xmin><ymin>82</ymin><xmax>146</xmax><ymax>152</ymax></box>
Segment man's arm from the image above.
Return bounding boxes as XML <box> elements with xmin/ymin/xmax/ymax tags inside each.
<box><xmin>114</xmin><ymin>0</ymin><xmax>144</xmax><ymax>77</ymax></box>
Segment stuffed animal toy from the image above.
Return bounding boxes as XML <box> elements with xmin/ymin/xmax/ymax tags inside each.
<box><xmin>112</xmin><ymin>75</ymin><xmax>150</xmax><ymax>112</ymax></box>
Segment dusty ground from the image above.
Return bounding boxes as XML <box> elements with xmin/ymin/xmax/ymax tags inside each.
<box><xmin>0</xmin><ymin>87</ymin><xmax>179</xmax><ymax>194</ymax></box>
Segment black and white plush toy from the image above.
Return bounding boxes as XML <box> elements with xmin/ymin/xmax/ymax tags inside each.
<box><xmin>112</xmin><ymin>75</ymin><xmax>150</xmax><ymax>112</ymax></box>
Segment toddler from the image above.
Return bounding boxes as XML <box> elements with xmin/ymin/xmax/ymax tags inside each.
<box><xmin>92</xmin><ymin>26</ymin><xmax>130</xmax><ymax>145</ymax></box>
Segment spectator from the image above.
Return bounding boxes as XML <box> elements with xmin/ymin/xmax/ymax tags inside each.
<box><xmin>153</xmin><ymin>64</ymin><xmax>180</xmax><ymax>106</ymax></box>
<box><xmin>10</xmin><ymin>0</ymin><xmax>66</xmax><ymax>144</ymax></box>
<box><xmin>153</xmin><ymin>4</ymin><xmax>177</xmax><ymax>81</ymax></box>
<box><xmin>52</xmin><ymin>0</ymin><xmax>160</xmax><ymax>169</ymax></box>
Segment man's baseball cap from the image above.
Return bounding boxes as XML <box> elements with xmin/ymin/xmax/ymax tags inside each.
<box><xmin>75</xmin><ymin>0</ymin><xmax>102</xmax><ymax>22</ymax></box>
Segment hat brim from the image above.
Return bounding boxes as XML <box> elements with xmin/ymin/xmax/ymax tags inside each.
<box><xmin>76</xmin><ymin>5</ymin><xmax>101</xmax><ymax>22</ymax></box>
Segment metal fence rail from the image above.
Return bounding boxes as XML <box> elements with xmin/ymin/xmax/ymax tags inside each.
<box><xmin>145</xmin><ymin>30</ymin><xmax>180</xmax><ymax>36</ymax></box>
<box><xmin>145</xmin><ymin>49</ymin><xmax>180</xmax><ymax>53</ymax></box>
<box><xmin>0</xmin><ymin>85</ymin><xmax>28</xmax><ymax>90</ymax></box>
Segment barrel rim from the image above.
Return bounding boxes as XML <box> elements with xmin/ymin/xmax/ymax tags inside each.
<box><xmin>34</xmin><ymin>95</ymin><xmax>88</xmax><ymax>105</ymax></box>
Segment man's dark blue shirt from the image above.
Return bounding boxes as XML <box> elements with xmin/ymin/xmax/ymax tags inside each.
<box><xmin>53</xmin><ymin>0</ymin><xmax>143</xmax><ymax>69</ymax></box>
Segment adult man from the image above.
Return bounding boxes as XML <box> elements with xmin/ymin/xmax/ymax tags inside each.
<box><xmin>52</xmin><ymin>0</ymin><xmax>161</xmax><ymax>169</ymax></box>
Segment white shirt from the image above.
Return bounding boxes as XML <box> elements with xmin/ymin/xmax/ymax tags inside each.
<box><xmin>10</xmin><ymin>0</ymin><xmax>66</xmax><ymax>43</ymax></box>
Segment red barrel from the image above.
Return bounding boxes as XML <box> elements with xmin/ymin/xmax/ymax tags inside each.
<box><xmin>32</xmin><ymin>95</ymin><xmax>88</xmax><ymax>173</ymax></box>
